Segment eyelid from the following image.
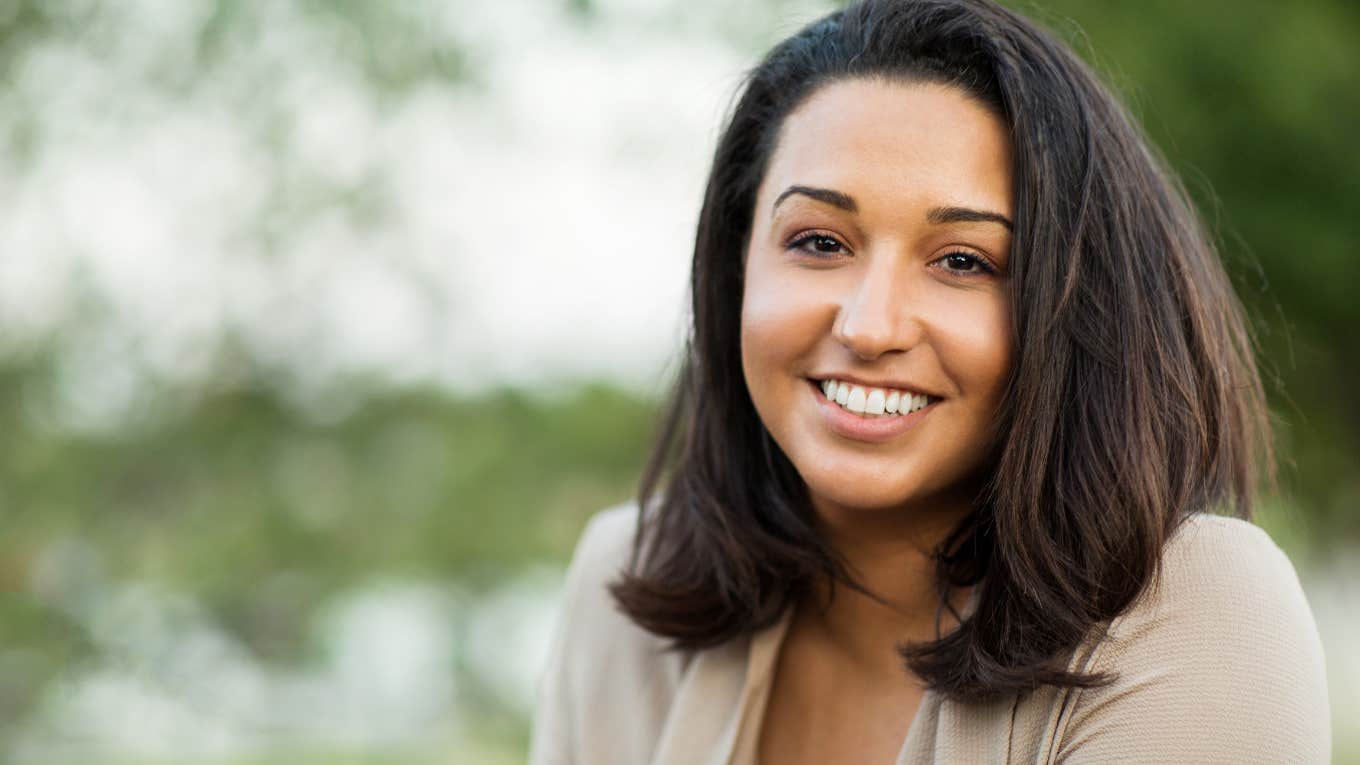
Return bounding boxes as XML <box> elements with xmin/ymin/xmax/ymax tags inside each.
<box><xmin>929</xmin><ymin>247</ymin><xmax>1002</xmax><ymax>276</ymax></box>
<box><xmin>783</xmin><ymin>227</ymin><xmax>845</xmax><ymax>247</ymax></box>
<box><xmin>784</xmin><ymin>228</ymin><xmax>851</xmax><ymax>257</ymax></box>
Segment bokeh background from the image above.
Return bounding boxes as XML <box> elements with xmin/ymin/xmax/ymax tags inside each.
<box><xmin>0</xmin><ymin>0</ymin><xmax>1355</xmax><ymax>762</ymax></box>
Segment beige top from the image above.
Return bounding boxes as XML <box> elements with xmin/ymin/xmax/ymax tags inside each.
<box><xmin>529</xmin><ymin>504</ymin><xmax>1330</xmax><ymax>764</ymax></box>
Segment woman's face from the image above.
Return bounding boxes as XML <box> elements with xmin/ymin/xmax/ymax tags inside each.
<box><xmin>741</xmin><ymin>78</ymin><xmax>1014</xmax><ymax>519</ymax></box>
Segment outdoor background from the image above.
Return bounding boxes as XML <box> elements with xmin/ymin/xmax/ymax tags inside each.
<box><xmin>0</xmin><ymin>0</ymin><xmax>1355</xmax><ymax>762</ymax></box>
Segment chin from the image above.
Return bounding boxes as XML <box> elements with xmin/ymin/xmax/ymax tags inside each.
<box><xmin>798</xmin><ymin>464</ymin><xmax>930</xmax><ymax>514</ymax></box>
<box><xmin>790</xmin><ymin>446</ymin><xmax>983</xmax><ymax>521</ymax></box>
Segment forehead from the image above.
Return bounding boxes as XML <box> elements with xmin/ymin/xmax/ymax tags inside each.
<box><xmin>760</xmin><ymin>78</ymin><xmax>1014</xmax><ymax>217</ymax></box>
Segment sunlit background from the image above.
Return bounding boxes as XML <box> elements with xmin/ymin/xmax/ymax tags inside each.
<box><xmin>0</xmin><ymin>0</ymin><xmax>1356</xmax><ymax>762</ymax></box>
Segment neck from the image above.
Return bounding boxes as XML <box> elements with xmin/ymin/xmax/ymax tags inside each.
<box><xmin>798</xmin><ymin>494</ymin><xmax>975</xmax><ymax>678</ymax></box>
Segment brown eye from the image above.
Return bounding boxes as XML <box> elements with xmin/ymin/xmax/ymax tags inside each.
<box><xmin>789</xmin><ymin>233</ymin><xmax>848</xmax><ymax>258</ymax></box>
<box><xmin>936</xmin><ymin>251</ymin><xmax>996</xmax><ymax>275</ymax></box>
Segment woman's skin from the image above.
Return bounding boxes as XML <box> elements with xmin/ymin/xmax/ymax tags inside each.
<box><xmin>740</xmin><ymin>78</ymin><xmax>1015</xmax><ymax>762</ymax></box>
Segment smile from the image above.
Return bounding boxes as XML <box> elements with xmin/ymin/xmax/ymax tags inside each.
<box><xmin>817</xmin><ymin>379</ymin><xmax>937</xmax><ymax>418</ymax></box>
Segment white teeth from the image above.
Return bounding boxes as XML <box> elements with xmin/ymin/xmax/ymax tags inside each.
<box><xmin>846</xmin><ymin>386</ymin><xmax>867</xmax><ymax>414</ymax></box>
<box><xmin>865</xmin><ymin>388</ymin><xmax>885</xmax><ymax>415</ymax></box>
<box><xmin>819</xmin><ymin>379</ymin><xmax>932</xmax><ymax>418</ymax></box>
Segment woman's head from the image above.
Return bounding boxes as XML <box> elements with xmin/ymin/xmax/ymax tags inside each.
<box><xmin>612</xmin><ymin>0</ymin><xmax>1270</xmax><ymax>700</ymax></box>
<box><xmin>741</xmin><ymin>77</ymin><xmax>1015</xmax><ymax>524</ymax></box>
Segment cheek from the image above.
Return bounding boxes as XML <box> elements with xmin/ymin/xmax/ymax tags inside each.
<box><xmin>740</xmin><ymin>258</ymin><xmax>836</xmax><ymax>425</ymax></box>
<box><xmin>741</xmin><ymin>260</ymin><xmax>812</xmax><ymax>371</ymax></box>
<box><xmin>937</xmin><ymin>293</ymin><xmax>1013</xmax><ymax>399</ymax></box>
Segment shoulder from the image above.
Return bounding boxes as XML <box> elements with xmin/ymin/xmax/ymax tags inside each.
<box><xmin>1131</xmin><ymin>513</ymin><xmax>1322</xmax><ymax>647</ymax></box>
<box><xmin>562</xmin><ymin>503</ymin><xmax>640</xmax><ymax>608</ymax></box>
<box><xmin>552</xmin><ymin>501</ymin><xmax>680</xmax><ymax>671</ymax></box>
<box><xmin>530</xmin><ymin>503</ymin><xmax>688</xmax><ymax>765</ymax></box>
<box><xmin>1055</xmin><ymin>513</ymin><xmax>1330</xmax><ymax>763</ymax></box>
<box><xmin>1163</xmin><ymin>512</ymin><xmax>1300</xmax><ymax>584</ymax></box>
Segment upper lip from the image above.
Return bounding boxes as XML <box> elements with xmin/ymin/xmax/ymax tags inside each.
<box><xmin>810</xmin><ymin>374</ymin><xmax>943</xmax><ymax>399</ymax></box>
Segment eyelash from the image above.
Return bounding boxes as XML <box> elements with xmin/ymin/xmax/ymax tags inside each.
<box><xmin>786</xmin><ymin>231</ymin><xmax>848</xmax><ymax>258</ymax></box>
<box><xmin>784</xmin><ymin>231</ymin><xmax>998</xmax><ymax>276</ymax></box>
<box><xmin>936</xmin><ymin>251</ymin><xmax>998</xmax><ymax>276</ymax></box>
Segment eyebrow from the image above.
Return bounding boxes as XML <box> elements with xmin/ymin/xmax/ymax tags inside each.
<box><xmin>927</xmin><ymin>205</ymin><xmax>1014</xmax><ymax>231</ymax></box>
<box><xmin>773</xmin><ymin>185</ymin><xmax>857</xmax><ymax>213</ymax></box>
<box><xmin>772</xmin><ymin>184</ymin><xmax>1013</xmax><ymax>231</ymax></box>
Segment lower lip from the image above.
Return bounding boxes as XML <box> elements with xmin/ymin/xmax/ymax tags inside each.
<box><xmin>810</xmin><ymin>380</ymin><xmax>936</xmax><ymax>443</ymax></box>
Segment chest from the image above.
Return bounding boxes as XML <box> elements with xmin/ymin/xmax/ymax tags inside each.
<box><xmin>753</xmin><ymin>629</ymin><xmax>925</xmax><ymax>765</ymax></box>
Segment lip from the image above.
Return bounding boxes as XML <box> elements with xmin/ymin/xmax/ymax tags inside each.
<box><xmin>809</xmin><ymin>379</ymin><xmax>936</xmax><ymax>443</ymax></box>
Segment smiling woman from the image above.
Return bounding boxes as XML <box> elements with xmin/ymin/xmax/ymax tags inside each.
<box><xmin>530</xmin><ymin>1</ymin><xmax>1330</xmax><ymax>763</ymax></box>
<box><xmin>741</xmin><ymin>80</ymin><xmax>1019</xmax><ymax>764</ymax></box>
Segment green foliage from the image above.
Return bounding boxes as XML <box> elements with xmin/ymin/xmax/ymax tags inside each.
<box><xmin>0</xmin><ymin>344</ymin><xmax>656</xmax><ymax>745</ymax></box>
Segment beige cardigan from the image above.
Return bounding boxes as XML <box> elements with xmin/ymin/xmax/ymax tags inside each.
<box><xmin>529</xmin><ymin>505</ymin><xmax>1330</xmax><ymax>764</ymax></box>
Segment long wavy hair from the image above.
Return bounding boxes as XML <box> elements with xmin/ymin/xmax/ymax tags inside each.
<box><xmin>609</xmin><ymin>0</ymin><xmax>1271</xmax><ymax>701</ymax></box>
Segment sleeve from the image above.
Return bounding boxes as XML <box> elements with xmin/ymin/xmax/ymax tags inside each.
<box><xmin>528</xmin><ymin>504</ymin><xmax>662</xmax><ymax>765</ymax></box>
<box><xmin>525</xmin><ymin>521</ymin><xmax>590</xmax><ymax>765</ymax></box>
<box><xmin>1056</xmin><ymin>516</ymin><xmax>1331</xmax><ymax>764</ymax></box>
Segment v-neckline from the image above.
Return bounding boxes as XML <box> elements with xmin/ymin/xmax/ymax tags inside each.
<box><xmin>725</xmin><ymin>607</ymin><xmax>937</xmax><ymax>765</ymax></box>
<box><xmin>726</xmin><ymin>585</ymin><xmax>982</xmax><ymax>765</ymax></box>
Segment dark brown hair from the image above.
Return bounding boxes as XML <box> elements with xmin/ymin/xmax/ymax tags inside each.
<box><xmin>609</xmin><ymin>0</ymin><xmax>1271</xmax><ymax>701</ymax></box>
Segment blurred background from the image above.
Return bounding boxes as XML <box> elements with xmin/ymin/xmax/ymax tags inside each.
<box><xmin>0</xmin><ymin>0</ymin><xmax>1354</xmax><ymax>762</ymax></box>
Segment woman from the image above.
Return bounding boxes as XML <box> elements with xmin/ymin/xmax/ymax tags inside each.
<box><xmin>531</xmin><ymin>1</ymin><xmax>1330</xmax><ymax>762</ymax></box>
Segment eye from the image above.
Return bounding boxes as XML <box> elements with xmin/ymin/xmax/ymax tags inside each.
<box><xmin>787</xmin><ymin>232</ymin><xmax>849</xmax><ymax>258</ymax></box>
<box><xmin>933</xmin><ymin>250</ymin><xmax>997</xmax><ymax>276</ymax></box>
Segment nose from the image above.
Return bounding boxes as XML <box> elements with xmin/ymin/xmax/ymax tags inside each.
<box><xmin>832</xmin><ymin>261</ymin><xmax>921</xmax><ymax>360</ymax></box>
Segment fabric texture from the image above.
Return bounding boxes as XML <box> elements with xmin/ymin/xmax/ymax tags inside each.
<box><xmin>529</xmin><ymin>504</ymin><xmax>1330</xmax><ymax>764</ymax></box>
